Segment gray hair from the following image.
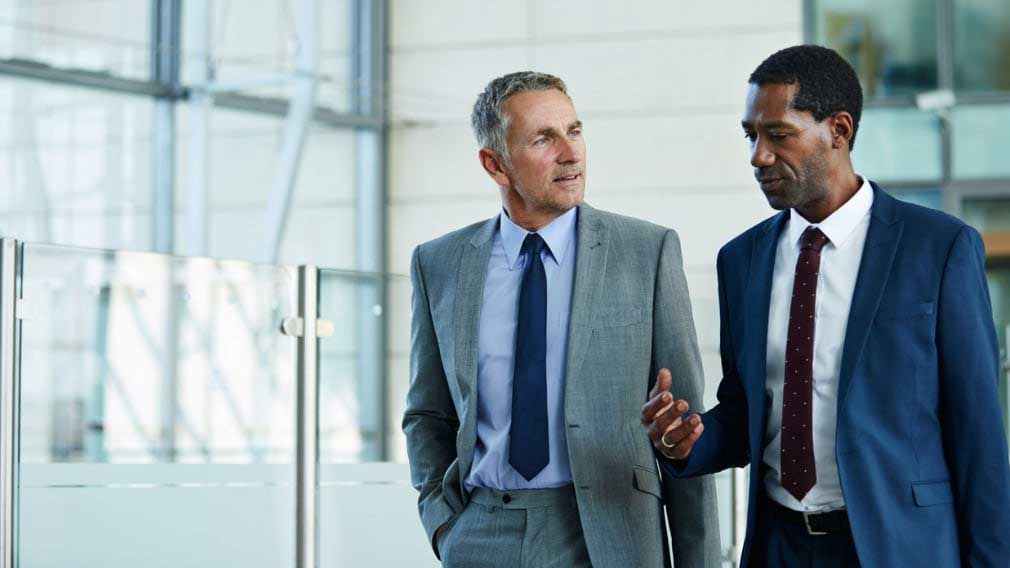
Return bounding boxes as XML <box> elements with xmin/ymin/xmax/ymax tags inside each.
<box><xmin>470</xmin><ymin>71</ymin><xmax>568</xmax><ymax>162</ymax></box>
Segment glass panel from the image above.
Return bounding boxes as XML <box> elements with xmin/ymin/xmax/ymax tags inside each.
<box><xmin>316</xmin><ymin>271</ymin><xmax>408</xmax><ymax>462</ymax></box>
<box><xmin>954</xmin><ymin>0</ymin><xmax>1010</xmax><ymax>92</ymax></box>
<box><xmin>174</xmin><ymin>107</ymin><xmax>356</xmax><ymax>267</ymax></box>
<box><xmin>812</xmin><ymin>0</ymin><xmax>937</xmax><ymax>97</ymax></box>
<box><xmin>0</xmin><ymin>79</ymin><xmax>152</xmax><ymax>250</ymax></box>
<box><xmin>386</xmin><ymin>274</ymin><xmax>412</xmax><ymax>462</ymax></box>
<box><xmin>952</xmin><ymin>105</ymin><xmax>1010</xmax><ymax>179</ymax></box>
<box><xmin>17</xmin><ymin>243</ymin><xmax>298</xmax><ymax>566</ymax></box>
<box><xmin>317</xmin><ymin>271</ymin><xmax>428</xmax><ymax>566</ymax></box>
<box><xmin>0</xmin><ymin>1</ymin><xmax>151</xmax><ymax>79</ymax></box>
<box><xmin>179</xmin><ymin>0</ymin><xmax>355</xmax><ymax>113</ymax></box>
<box><xmin>851</xmin><ymin>108</ymin><xmax>942</xmax><ymax>182</ymax></box>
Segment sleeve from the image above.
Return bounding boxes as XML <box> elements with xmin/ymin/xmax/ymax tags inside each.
<box><xmin>650</xmin><ymin>229</ymin><xmax>723</xmax><ymax>567</ymax></box>
<box><xmin>936</xmin><ymin>225</ymin><xmax>1010</xmax><ymax>566</ymax></box>
<box><xmin>661</xmin><ymin>246</ymin><xmax>751</xmax><ymax>480</ymax></box>
<box><xmin>401</xmin><ymin>245</ymin><xmax>461</xmax><ymax>556</ymax></box>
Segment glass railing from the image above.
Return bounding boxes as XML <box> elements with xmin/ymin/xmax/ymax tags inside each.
<box><xmin>0</xmin><ymin>238</ymin><xmax>750</xmax><ymax>567</ymax></box>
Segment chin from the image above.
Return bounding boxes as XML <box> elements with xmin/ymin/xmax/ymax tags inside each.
<box><xmin>554</xmin><ymin>188</ymin><xmax>584</xmax><ymax>209</ymax></box>
<box><xmin>764</xmin><ymin>196</ymin><xmax>789</xmax><ymax>211</ymax></box>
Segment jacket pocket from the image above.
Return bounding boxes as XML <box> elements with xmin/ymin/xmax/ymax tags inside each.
<box><xmin>912</xmin><ymin>480</ymin><xmax>953</xmax><ymax>506</ymax></box>
<box><xmin>632</xmin><ymin>465</ymin><xmax>663</xmax><ymax>501</ymax></box>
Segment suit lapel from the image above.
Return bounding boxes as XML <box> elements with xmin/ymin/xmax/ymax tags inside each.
<box><xmin>453</xmin><ymin>217</ymin><xmax>497</xmax><ymax>403</ymax></box>
<box><xmin>837</xmin><ymin>185</ymin><xmax>903</xmax><ymax>409</ymax></box>
<box><xmin>564</xmin><ymin>204</ymin><xmax>610</xmax><ymax>406</ymax></box>
<box><xmin>744</xmin><ymin>212</ymin><xmax>788</xmax><ymax>437</ymax></box>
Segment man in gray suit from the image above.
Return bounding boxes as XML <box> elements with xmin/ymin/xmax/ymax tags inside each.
<box><xmin>403</xmin><ymin>71</ymin><xmax>720</xmax><ymax>567</ymax></box>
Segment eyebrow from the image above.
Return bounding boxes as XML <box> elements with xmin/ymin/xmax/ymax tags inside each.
<box><xmin>741</xmin><ymin>120</ymin><xmax>794</xmax><ymax>130</ymax></box>
<box><xmin>534</xmin><ymin>121</ymin><xmax>583</xmax><ymax>138</ymax></box>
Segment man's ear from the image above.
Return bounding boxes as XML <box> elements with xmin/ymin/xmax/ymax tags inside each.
<box><xmin>829</xmin><ymin>111</ymin><xmax>854</xmax><ymax>150</ymax></box>
<box><xmin>479</xmin><ymin>148</ymin><xmax>511</xmax><ymax>187</ymax></box>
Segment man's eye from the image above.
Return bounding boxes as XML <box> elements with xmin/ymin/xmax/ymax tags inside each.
<box><xmin>533</xmin><ymin>137</ymin><xmax>548</xmax><ymax>145</ymax></box>
<box><xmin>570</xmin><ymin>129</ymin><xmax>582</xmax><ymax>137</ymax></box>
<box><xmin>769</xmin><ymin>133</ymin><xmax>787</xmax><ymax>140</ymax></box>
<box><xmin>743</xmin><ymin>132</ymin><xmax>756</xmax><ymax>142</ymax></box>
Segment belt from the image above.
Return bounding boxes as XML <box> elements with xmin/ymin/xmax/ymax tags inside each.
<box><xmin>763</xmin><ymin>497</ymin><xmax>850</xmax><ymax>536</ymax></box>
<box><xmin>469</xmin><ymin>485</ymin><xmax>577</xmax><ymax>510</ymax></box>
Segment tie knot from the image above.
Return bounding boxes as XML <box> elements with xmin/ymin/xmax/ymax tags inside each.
<box><xmin>800</xmin><ymin>227</ymin><xmax>829</xmax><ymax>252</ymax></box>
<box><xmin>522</xmin><ymin>233</ymin><xmax>547</xmax><ymax>257</ymax></box>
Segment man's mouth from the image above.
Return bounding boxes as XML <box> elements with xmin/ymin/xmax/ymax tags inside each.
<box><xmin>554</xmin><ymin>173</ymin><xmax>581</xmax><ymax>183</ymax></box>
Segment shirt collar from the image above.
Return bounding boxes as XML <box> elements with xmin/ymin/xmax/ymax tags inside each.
<box><xmin>499</xmin><ymin>206</ymin><xmax>578</xmax><ymax>270</ymax></box>
<box><xmin>787</xmin><ymin>176</ymin><xmax>873</xmax><ymax>249</ymax></box>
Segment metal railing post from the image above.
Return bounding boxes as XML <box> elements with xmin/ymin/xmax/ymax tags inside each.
<box><xmin>294</xmin><ymin>265</ymin><xmax>320</xmax><ymax>568</ymax></box>
<box><xmin>0</xmin><ymin>238</ymin><xmax>21</xmax><ymax>568</ymax></box>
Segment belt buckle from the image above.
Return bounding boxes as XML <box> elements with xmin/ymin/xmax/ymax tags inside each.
<box><xmin>803</xmin><ymin>511</ymin><xmax>828</xmax><ymax>536</ymax></box>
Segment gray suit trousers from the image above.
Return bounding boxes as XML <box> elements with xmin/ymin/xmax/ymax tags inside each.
<box><xmin>438</xmin><ymin>486</ymin><xmax>591</xmax><ymax>568</ymax></box>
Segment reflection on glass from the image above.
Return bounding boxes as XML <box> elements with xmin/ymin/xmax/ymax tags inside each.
<box><xmin>317</xmin><ymin>271</ymin><xmax>408</xmax><ymax>463</ymax></box>
<box><xmin>17</xmin><ymin>243</ymin><xmax>299</xmax><ymax>567</ymax></box>
<box><xmin>813</xmin><ymin>0</ymin><xmax>937</xmax><ymax>97</ymax></box>
<box><xmin>952</xmin><ymin>106</ymin><xmax>1010</xmax><ymax>179</ymax></box>
<box><xmin>18</xmin><ymin>243</ymin><xmax>298</xmax><ymax>463</ymax></box>
<box><xmin>954</xmin><ymin>0</ymin><xmax>1010</xmax><ymax>92</ymax></box>
<box><xmin>852</xmin><ymin>108</ymin><xmax>941</xmax><ymax>182</ymax></box>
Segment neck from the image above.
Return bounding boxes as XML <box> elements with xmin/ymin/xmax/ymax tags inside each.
<box><xmin>795</xmin><ymin>169</ymin><xmax>861</xmax><ymax>223</ymax></box>
<box><xmin>501</xmin><ymin>192</ymin><xmax>566</xmax><ymax>232</ymax></box>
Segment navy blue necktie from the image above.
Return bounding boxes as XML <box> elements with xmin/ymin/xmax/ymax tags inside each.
<box><xmin>509</xmin><ymin>233</ymin><xmax>550</xmax><ymax>481</ymax></box>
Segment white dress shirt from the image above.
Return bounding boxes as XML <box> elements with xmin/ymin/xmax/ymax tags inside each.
<box><xmin>762</xmin><ymin>177</ymin><xmax>873</xmax><ymax>512</ymax></box>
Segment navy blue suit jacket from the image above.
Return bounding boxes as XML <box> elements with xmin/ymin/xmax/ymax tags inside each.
<box><xmin>664</xmin><ymin>184</ymin><xmax>1010</xmax><ymax>567</ymax></box>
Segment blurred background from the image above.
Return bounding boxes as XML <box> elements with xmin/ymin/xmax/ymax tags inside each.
<box><xmin>1</xmin><ymin>0</ymin><xmax>1008</xmax><ymax>566</ymax></box>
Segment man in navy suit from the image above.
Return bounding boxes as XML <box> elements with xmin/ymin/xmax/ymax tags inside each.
<box><xmin>642</xmin><ymin>45</ymin><xmax>1010</xmax><ymax>567</ymax></box>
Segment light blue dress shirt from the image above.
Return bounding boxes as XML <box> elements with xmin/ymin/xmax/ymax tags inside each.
<box><xmin>465</xmin><ymin>207</ymin><xmax>578</xmax><ymax>491</ymax></box>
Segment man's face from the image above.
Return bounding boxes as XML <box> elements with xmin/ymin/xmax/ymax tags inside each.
<box><xmin>741</xmin><ymin>83</ymin><xmax>833</xmax><ymax>211</ymax></box>
<box><xmin>500</xmin><ymin>89</ymin><xmax>586</xmax><ymax>215</ymax></box>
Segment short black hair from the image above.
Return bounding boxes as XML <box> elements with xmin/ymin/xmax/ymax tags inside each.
<box><xmin>749</xmin><ymin>45</ymin><xmax>864</xmax><ymax>150</ymax></box>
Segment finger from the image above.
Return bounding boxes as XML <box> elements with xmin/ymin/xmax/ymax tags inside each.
<box><xmin>640</xmin><ymin>392</ymin><xmax>673</xmax><ymax>424</ymax></box>
<box><xmin>648</xmin><ymin>368</ymin><xmax>673</xmax><ymax>400</ymax></box>
<box><xmin>658</xmin><ymin>368</ymin><xmax>672</xmax><ymax>394</ymax></box>
<box><xmin>661</xmin><ymin>412</ymin><xmax>700</xmax><ymax>441</ymax></box>
<box><xmin>669</xmin><ymin>421</ymin><xmax>704</xmax><ymax>459</ymax></box>
<box><xmin>649</xmin><ymin>415</ymin><xmax>683</xmax><ymax>446</ymax></box>
<box><xmin>648</xmin><ymin>407</ymin><xmax>696</xmax><ymax>445</ymax></box>
<box><xmin>645</xmin><ymin>399</ymin><xmax>690</xmax><ymax>439</ymax></box>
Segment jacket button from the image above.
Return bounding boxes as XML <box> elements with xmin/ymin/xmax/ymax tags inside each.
<box><xmin>502</xmin><ymin>494</ymin><xmax>512</xmax><ymax>504</ymax></box>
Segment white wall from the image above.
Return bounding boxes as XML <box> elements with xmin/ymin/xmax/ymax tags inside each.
<box><xmin>386</xmin><ymin>0</ymin><xmax>804</xmax><ymax>433</ymax></box>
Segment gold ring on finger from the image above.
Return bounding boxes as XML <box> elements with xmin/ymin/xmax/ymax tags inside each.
<box><xmin>661</xmin><ymin>431</ymin><xmax>676</xmax><ymax>449</ymax></box>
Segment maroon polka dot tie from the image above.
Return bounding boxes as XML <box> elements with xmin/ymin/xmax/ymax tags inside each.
<box><xmin>781</xmin><ymin>226</ymin><xmax>829</xmax><ymax>501</ymax></box>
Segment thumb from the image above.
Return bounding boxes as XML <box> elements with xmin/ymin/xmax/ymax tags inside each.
<box><xmin>658</xmin><ymin>368</ymin><xmax>672</xmax><ymax>393</ymax></box>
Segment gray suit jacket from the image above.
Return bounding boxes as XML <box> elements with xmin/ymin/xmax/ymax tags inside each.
<box><xmin>403</xmin><ymin>203</ymin><xmax>721</xmax><ymax>567</ymax></box>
